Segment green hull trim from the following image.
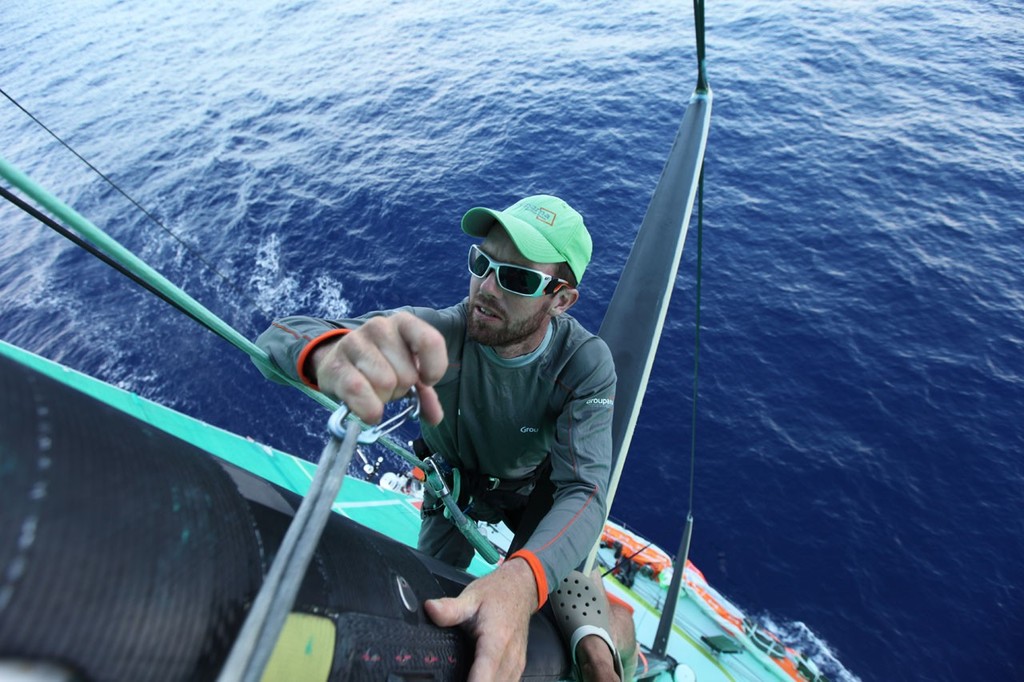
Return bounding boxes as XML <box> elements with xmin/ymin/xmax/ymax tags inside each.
<box><xmin>2</xmin><ymin>339</ymin><xmax>828</xmax><ymax>682</ymax></box>
<box><xmin>0</xmin><ymin>339</ymin><xmax>494</xmax><ymax>573</ymax></box>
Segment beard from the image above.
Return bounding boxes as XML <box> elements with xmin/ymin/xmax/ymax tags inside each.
<box><xmin>467</xmin><ymin>294</ymin><xmax>551</xmax><ymax>349</ymax></box>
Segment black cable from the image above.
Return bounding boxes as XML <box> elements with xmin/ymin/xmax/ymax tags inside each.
<box><xmin>601</xmin><ymin>539</ymin><xmax>655</xmax><ymax>578</ymax></box>
<box><xmin>1</xmin><ymin>184</ymin><xmax>211</xmax><ymax>333</ymax></box>
<box><xmin>693</xmin><ymin>0</ymin><xmax>709</xmax><ymax>92</ymax></box>
<box><xmin>0</xmin><ymin>86</ymin><xmax>273</xmax><ymax>323</ymax></box>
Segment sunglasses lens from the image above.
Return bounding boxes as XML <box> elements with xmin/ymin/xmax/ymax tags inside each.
<box><xmin>469</xmin><ymin>247</ymin><xmax>491</xmax><ymax>277</ymax></box>
<box><xmin>497</xmin><ymin>266</ymin><xmax>542</xmax><ymax>295</ymax></box>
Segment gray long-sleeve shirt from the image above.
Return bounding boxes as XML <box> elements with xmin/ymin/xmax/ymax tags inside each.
<box><xmin>255</xmin><ymin>299</ymin><xmax>616</xmax><ymax>595</ymax></box>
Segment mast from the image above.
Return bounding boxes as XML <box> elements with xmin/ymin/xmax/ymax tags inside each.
<box><xmin>586</xmin><ymin>0</ymin><xmax>712</xmax><ymax>575</ymax></box>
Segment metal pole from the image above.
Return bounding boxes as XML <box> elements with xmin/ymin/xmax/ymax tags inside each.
<box><xmin>653</xmin><ymin>512</ymin><xmax>693</xmax><ymax>657</ymax></box>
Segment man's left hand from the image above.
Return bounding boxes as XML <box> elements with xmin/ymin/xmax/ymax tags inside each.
<box><xmin>423</xmin><ymin>557</ymin><xmax>538</xmax><ymax>682</ymax></box>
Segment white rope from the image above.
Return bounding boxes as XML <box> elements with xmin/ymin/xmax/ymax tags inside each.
<box><xmin>216</xmin><ymin>422</ymin><xmax>362</xmax><ymax>682</ymax></box>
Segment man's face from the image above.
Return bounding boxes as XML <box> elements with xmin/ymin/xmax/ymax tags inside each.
<box><xmin>467</xmin><ymin>228</ymin><xmax>562</xmax><ymax>356</ymax></box>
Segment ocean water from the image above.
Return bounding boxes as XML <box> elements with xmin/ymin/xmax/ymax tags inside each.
<box><xmin>2</xmin><ymin>1</ymin><xmax>1022</xmax><ymax>680</ymax></box>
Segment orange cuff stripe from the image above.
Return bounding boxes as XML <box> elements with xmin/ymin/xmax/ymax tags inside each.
<box><xmin>508</xmin><ymin>550</ymin><xmax>548</xmax><ymax>610</ymax></box>
<box><xmin>297</xmin><ymin>328</ymin><xmax>350</xmax><ymax>389</ymax></box>
<box><xmin>608</xmin><ymin>591</ymin><xmax>634</xmax><ymax>615</ymax></box>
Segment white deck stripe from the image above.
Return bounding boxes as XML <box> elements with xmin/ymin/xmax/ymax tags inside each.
<box><xmin>334</xmin><ymin>499</ymin><xmax>406</xmax><ymax>508</ymax></box>
<box><xmin>291</xmin><ymin>457</ymin><xmax>315</xmax><ymax>482</ymax></box>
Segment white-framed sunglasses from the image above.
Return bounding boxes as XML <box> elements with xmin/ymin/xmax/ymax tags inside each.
<box><xmin>467</xmin><ymin>244</ymin><xmax>569</xmax><ymax>297</ymax></box>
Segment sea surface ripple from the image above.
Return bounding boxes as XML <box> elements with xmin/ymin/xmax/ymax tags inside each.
<box><xmin>2</xmin><ymin>2</ymin><xmax>1022</xmax><ymax>680</ymax></box>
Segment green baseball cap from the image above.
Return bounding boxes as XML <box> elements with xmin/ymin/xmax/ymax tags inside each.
<box><xmin>461</xmin><ymin>194</ymin><xmax>593</xmax><ymax>284</ymax></box>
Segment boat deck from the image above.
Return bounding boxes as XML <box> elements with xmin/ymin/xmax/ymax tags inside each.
<box><xmin>1</xmin><ymin>339</ymin><xmax>820</xmax><ymax>682</ymax></box>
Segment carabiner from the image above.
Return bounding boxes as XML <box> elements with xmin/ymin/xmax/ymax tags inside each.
<box><xmin>422</xmin><ymin>454</ymin><xmax>453</xmax><ymax>497</ymax></box>
<box><xmin>327</xmin><ymin>387</ymin><xmax>421</xmax><ymax>444</ymax></box>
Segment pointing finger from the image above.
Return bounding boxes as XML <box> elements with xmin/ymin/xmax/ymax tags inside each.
<box><xmin>391</xmin><ymin>312</ymin><xmax>448</xmax><ymax>386</ymax></box>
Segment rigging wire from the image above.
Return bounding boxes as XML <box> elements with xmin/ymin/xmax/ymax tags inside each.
<box><xmin>687</xmin><ymin>170</ymin><xmax>704</xmax><ymax>519</ymax></box>
<box><xmin>0</xmin><ymin>91</ymin><xmax>432</xmax><ymax>456</ymax></box>
<box><xmin>0</xmin><ymin>86</ymin><xmax>274</xmax><ymax>327</ymax></box>
<box><xmin>652</xmin><ymin>0</ymin><xmax>709</xmax><ymax>657</ymax></box>
<box><xmin>0</xmin><ymin>154</ymin><xmax>421</xmax><ymax>459</ymax></box>
<box><xmin>0</xmin><ymin>184</ymin><xmax>212</xmax><ymax>334</ymax></box>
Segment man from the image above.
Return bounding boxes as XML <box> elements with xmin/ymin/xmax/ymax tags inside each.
<box><xmin>256</xmin><ymin>195</ymin><xmax>635</xmax><ymax>681</ymax></box>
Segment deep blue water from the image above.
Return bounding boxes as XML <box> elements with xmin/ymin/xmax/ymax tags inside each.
<box><xmin>2</xmin><ymin>1</ymin><xmax>1022</xmax><ymax>680</ymax></box>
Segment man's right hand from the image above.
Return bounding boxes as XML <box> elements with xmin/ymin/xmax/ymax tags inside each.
<box><xmin>309</xmin><ymin>312</ymin><xmax>447</xmax><ymax>426</ymax></box>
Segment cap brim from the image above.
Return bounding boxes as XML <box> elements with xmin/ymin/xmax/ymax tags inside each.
<box><xmin>461</xmin><ymin>207</ymin><xmax>502</xmax><ymax>237</ymax></box>
<box><xmin>461</xmin><ymin>207</ymin><xmax>564</xmax><ymax>264</ymax></box>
